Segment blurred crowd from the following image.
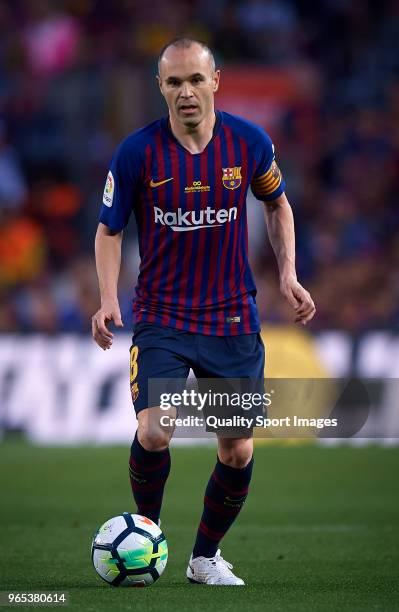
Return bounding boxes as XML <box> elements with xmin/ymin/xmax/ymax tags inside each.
<box><xmin>0</xmin><ymin>0</ymin><xmax>398</xmax><ymax>334</ymax></box>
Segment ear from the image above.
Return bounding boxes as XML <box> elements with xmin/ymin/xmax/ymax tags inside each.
<box><xmin>213</xmin><ymin>69</ymin><xmax>221</xmax><ymax>93</ymax></box>
<box><xmin>156</xmin><ymin>75</ymin><xmax>164</xmax><ymax>95</ymax></box>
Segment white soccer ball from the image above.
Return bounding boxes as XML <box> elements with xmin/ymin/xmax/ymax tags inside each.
<box><xmin>91</xmin><ymin>513</ymin><xmax>168</xmax><ymax>587</ymax></box>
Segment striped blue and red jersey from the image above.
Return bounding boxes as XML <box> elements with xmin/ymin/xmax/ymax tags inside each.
<box><xmin>99</xmin><ymin>110</ymin><xmax>286</xmax><ymax>336</ymax></box>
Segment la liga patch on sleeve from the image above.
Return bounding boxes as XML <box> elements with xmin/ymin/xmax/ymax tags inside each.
<box><xmin>103</xmin><ymin>171</ymin><xmax>114</xmax><ymax>207</ymax></box>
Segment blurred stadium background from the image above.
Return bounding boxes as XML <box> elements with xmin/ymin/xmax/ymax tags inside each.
<box><xmin>0</xmin><ymin>0</ymin><xmax>398</xmax><ymax>443</ymax></box>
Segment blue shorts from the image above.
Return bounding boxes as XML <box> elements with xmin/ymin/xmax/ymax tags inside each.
<box><xmin>129</xmin><ymin>322</ymin><xmax>265</xmax><ymax>415</ymax></box>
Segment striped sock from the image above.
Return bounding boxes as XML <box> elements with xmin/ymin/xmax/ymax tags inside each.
<box><xmin>128</xmin><ymin>433</ymin><xmax>171</xmax><ymax>524</ymax></box>
<box><xmin>192</xmin><ymin>455</ymin><xmax>254</xmax><ymax>559</ymax></box>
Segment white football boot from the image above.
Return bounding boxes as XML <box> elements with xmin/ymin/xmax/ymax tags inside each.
<box><xmin>186</xmin><ymin>549</ymin><xmax>245</xmax><ymax>585</ymax></box>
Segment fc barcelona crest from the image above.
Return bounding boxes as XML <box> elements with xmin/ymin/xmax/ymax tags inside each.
<box><xmin>130</xmin><ymin>382</ymin><xmax>139</xmax><ymax>403</ymax></box>
<box><xmin>222</xmin><ymin>166</ymin><xmax>242</xmax><ymax>190</ymax></box>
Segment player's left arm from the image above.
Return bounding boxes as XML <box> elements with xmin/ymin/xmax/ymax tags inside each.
<box><xmin>263</xmin><ymin>192</ymin><xmax>316</xmax><ymax>325</ymax></box>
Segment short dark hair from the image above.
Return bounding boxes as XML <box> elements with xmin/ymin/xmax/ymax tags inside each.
<box><xmin>157</xmin><ymin>37</ymin><xmax>216</xmax><ymax>74</ymax></box>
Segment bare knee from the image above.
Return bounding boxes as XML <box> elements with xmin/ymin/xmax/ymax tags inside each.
<box><xmin>137</xmin><ymin>425</ymin><xmax>171</xmax><ymax>451</ymax></box>
<box><xmin>136</xmin><ymin>407</ymin><xmax>174</xmax><ymax>451</ymax></box>
<box><xmin>218</xmin><ymin>438</ymin><xmax>253</xmax><ymax>468</ymax></box>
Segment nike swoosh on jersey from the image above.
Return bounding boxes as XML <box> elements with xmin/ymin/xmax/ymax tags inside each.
<box><xmin>150</xmin><ymin>177</ymin><xmax>174</xmax><ymax>188</ymax></box>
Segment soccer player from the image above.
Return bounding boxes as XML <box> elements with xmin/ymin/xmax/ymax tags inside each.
<box><xmin>92</xmin><ymin>38</ymin><xmax>315</xmax><ymax>585</ymax></box>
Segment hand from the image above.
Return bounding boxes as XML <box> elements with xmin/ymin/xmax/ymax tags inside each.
<box><xmin>280</xmin><ymin>274</ymin><xmax>316</xmax><ymax>325</ymax></box>
<box><xmin>92</xmin><ymin>301</ymin><xmax>123</xmax><ymax>350</ymax></box>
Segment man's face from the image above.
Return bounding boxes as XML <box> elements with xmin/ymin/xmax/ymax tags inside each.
<box><xmin>157</xmin><ymin>44</ymin><xmax>220</xmax><ymax>128</ymax></box>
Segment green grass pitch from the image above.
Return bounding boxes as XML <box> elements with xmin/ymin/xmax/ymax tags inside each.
<box><xmin>0</xmin><ymin>442</ymin><xmax>398</xmax><ymax>611</ymax></box>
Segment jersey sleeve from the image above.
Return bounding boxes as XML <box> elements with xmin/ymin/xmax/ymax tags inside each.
<box><xmin>250</xmin><ymin>130</ymin><xmax>286</xmax><ymax>202</ymax></box>
<box><xmin>99</xmin><ymin>138</ymin><xmax>142</xmax><ymax>231</ymax></box>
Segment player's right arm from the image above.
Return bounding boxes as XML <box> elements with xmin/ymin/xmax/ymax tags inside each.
<box><xmin>92</xmin><ymin>222</ymin><xmax>124</xmax><ymax>350</ymax></box>
<box><xmin>92</xmin><ymin>135</ymin><xmax>141</xmax><ymax>349</ymax></box>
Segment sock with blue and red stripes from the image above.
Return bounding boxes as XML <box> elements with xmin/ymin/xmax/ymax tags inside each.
<box><xmin>192</xmin><ymin>455</ymin><xmax>254</xmax><ymax>559</ymax></box>
<box><xmin>128</xmin><ymin>433</ymin><xmax>171</xmax><ymax>524</ymax></box>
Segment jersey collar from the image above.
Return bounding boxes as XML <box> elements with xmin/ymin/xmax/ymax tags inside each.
<box><xmin>161</xmin><ymin>110</ymin><xmax>222</xmax><ymax>154</ymax></box>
